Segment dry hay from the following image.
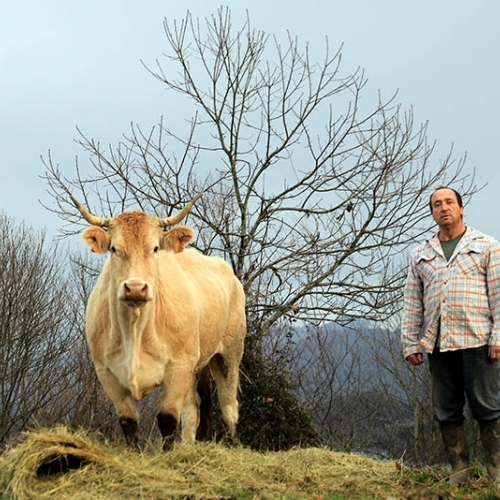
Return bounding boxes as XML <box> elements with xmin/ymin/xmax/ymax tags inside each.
<box><xmin>0</xmin><ymin>425</ymin><xmax>406</xmax><ymax>499</ymax></box>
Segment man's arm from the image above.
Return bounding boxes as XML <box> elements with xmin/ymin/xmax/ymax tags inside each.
<box><xmin>487</xmin><ymin>238</ymin><xmax>500</xmax><ymax>359</ymax></box>
<box><xmin>401</xmin><ymin>258</ymin><xmax>424</xmax><ymax>362</ymax></box>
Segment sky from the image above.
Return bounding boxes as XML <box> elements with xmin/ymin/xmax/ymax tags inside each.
<box><xmin>1</xmin><ymin>0</ymin><xmax>499</xmax><ymax>242</ymax></box>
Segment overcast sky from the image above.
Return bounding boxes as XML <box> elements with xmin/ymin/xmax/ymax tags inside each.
<box><xmin>1</xmin><ymin>0</ymin><xmax>499</xmax><ymax>242</ymax></box>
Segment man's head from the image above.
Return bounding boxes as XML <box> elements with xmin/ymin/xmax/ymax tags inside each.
<box><xmin>429</xmin><ymin>187</ymin><xmax>464</xmax><ymax>229</ymax></box>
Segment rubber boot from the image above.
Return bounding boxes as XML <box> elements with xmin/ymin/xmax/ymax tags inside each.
<box><xmin>439</xmin><ymin>421</ymin><xmax>469</xmax><ymax>484</ymax></box>
<box><xmin>479</xmin><ymin>420</ymin><xmax>500</xmax><ymax>485</ymax></box>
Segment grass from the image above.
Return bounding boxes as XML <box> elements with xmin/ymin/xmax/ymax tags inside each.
<box><xmin>0</xmin><ymin>426</ymin><xmax>498</xmax><ymax>499</ymax></box>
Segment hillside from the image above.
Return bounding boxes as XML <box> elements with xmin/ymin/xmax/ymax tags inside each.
<box><xmin>0</xmin><ymin>426</ymin><xmax>497</xmax><ymax>499</ymax></box>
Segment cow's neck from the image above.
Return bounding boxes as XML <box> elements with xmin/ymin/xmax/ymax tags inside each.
<box><xmin>118</xmin><ymin>303</ymin><xmax>156</xmax><ymax>400</ymax></box>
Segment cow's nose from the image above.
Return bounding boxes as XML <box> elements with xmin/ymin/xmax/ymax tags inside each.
<box><xmin>123</xmin><ymin>280</ymin><xmax>149</xmax><ymax>302</ymax></box>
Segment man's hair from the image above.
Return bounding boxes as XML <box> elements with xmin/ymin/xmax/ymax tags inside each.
<box><xmin>429</xmin><ymin>186</ymin><xmax>463</xmax><ymax>213</ymax></box>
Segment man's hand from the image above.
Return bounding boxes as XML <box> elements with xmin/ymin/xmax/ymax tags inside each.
<box><xmin>406</xmin><ymin>353</ymin><xmax>423</xmax><ymax>366</ymax></box>
<box><xmin>489</xmin><ymin>345</ymin><xmax>500</xmax><ymax>360</ymax></box>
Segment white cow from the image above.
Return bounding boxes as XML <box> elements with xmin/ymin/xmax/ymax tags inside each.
<box><xmin>72</xmin><ymin>195</ymin><xmax>246</xmax><ymax>449</ymax></box>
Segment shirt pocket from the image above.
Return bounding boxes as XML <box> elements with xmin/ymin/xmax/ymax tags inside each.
<box><xmin>416</xmin><ymin>253</ymin><xmax>439</xmax><ymax>283</ymax></box>
<box><xmin>455</xmin><ymin>248</ymin><xmax>485</xmax><ymax>277</ymax></box>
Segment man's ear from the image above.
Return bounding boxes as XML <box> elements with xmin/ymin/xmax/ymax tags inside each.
<box><xmin>162</xmin><ymin>226</ymin><xmax>196</xmax><ymax>253</ymax></box>
<box><xmin>82</xmin><ymin>226</ymin><xmax>109</xmax><ymax>254</ymax></box>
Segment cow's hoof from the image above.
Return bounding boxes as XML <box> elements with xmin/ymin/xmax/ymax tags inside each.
<box><xmin>229</xmin><ymin>437</ymin><xmax>241</xmax><ymax>447</ymax></box>
<box><xmin>221</xmin><ymin>432</ymin><xmax>241</xmax><ymax>447</ymax></box>
<box><xmin>158</xmin><ymin>412</ymin><xmax>178</xmax><ymax>451</ymax></box>
<box><xmin>162</xmin><ymin>436</ymin><xmax>175</xmax><ymax>452</ymax></box>
<box><xmin>119</xmin><ymin>416</ymin><xmax>139</xmax><ymax>449</ymax></box>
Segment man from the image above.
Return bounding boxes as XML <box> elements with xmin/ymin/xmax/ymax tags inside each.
<box><xmin>401</xmin><ymin>186</ymin><xmax>500</xmax><ymax>485</ymax></box>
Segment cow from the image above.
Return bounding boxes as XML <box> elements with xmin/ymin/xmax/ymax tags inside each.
<box><xmin>71</xmin><ymin>194</ymin><xmax>247</xmax><ymax>450</ymax></box>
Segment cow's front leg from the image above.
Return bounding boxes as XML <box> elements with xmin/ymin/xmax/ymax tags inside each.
<box><xmin>158</xmin><ymin>362</ymin><xmax>195</xmax><ymax>451</ymax></box>
<box><xmin>96</xmin><ymin>366</ymin><xmax>140</xmax><ymax>448</ymax></box>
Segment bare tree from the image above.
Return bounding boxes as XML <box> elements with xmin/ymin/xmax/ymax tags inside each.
<box><xmin>289</xmin><ymin>323</ymin><xmax>376</xmax><ymax>447</ymax></box>
<box><xmin>41</xmin><ymin>8</ymin><xmax>478</xmax><ymax>450</ymax></box>
<box><xmin>0</xmin><ymin>214</ymin><xmax>82</xmax><ymax>447</ymax></box>
<box><xmin>43</xmin><ymin>8</ymin><xmax>477</xmax><ymax>335</ymax></box>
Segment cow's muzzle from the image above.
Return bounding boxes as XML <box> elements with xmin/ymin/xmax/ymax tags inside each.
<box><xmin>121</xmin><ymin>280</ymin><xmax>151</xmax><ymax>305</ymax></box>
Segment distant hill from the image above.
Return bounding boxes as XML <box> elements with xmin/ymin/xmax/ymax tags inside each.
<box><xmin>284</xmin><ymin>319</ymin><xmax>431</xmax><ymax>462</ymax></box>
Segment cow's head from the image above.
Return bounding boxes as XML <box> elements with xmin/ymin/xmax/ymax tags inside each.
<box><xmin>72</xmin><ymin>195</ymin><xmax>200</xmax><ymax>307</ymax></box>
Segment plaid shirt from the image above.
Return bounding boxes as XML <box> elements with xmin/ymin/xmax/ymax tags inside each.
<box><xmin>401</xmin><ymin>226</ymin><xmax>500</xmax><ymax>358</ymax></box>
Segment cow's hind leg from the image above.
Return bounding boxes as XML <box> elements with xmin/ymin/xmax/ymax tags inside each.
<box><xmin>180</xmin><ymin>367</ymin><xmax>213</xmax><ymax>442</ymax></box>
<box><xmin>209</xmin><ymin>354</ymin><xmax>241</xmax><ymax>445</ymax></box>
<box><xmin>180</xmin><ymin>379</ymin><xmax>201</xmax><ymax>444</ymax></box>
<box><xmin>196</xmin><ymin>366</ymin><xmax>213</xmax><ymax>441</ymax></box>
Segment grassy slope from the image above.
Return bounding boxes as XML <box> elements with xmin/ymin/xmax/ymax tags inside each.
<box><xmin>0</xmin><ymin>426</ymin><xmax>498</xmax><ymax>499</ymax></box>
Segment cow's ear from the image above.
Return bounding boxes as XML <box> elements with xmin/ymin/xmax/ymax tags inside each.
<box><xmin>162</xmin><ymin>226</ymin><xmax>196</xmax><ymax>254</ymax></box>
<box><xmin>82</xmin><ymin>226</ymin><xmax>110</xmax><ymax>254</ymax></box>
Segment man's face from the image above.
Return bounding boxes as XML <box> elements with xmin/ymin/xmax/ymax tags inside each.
<box><xmin>430</xmin><ymin>188</ymin><xmax>464</xmax><ymax>229</ymax></box>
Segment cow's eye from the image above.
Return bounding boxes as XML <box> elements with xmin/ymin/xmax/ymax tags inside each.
<box><xmin>111</xmin><ymin>246</ymin><xmax>117</xmax><ymax>253</ymax></box>
<box><xmin>153</xmin><ymin>246</ymin><xmax>159</xmax><ymax>253</ymax></box>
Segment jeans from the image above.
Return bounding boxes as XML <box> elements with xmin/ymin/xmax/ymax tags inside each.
<box><xmin>428</xmin><ymin>345</ymin><xmax>500</xmax><ymax>424</ymax></box>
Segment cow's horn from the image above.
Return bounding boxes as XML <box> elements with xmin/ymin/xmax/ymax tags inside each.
<box><xmin>159</xmin><ymin>193</ymin><xmax>203</xmax><ymax>227</ymax></box>
<box><xmin>70</xmin><ymin>195</ymin><xmax>110</xmax><ymax>227</ymax></box>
